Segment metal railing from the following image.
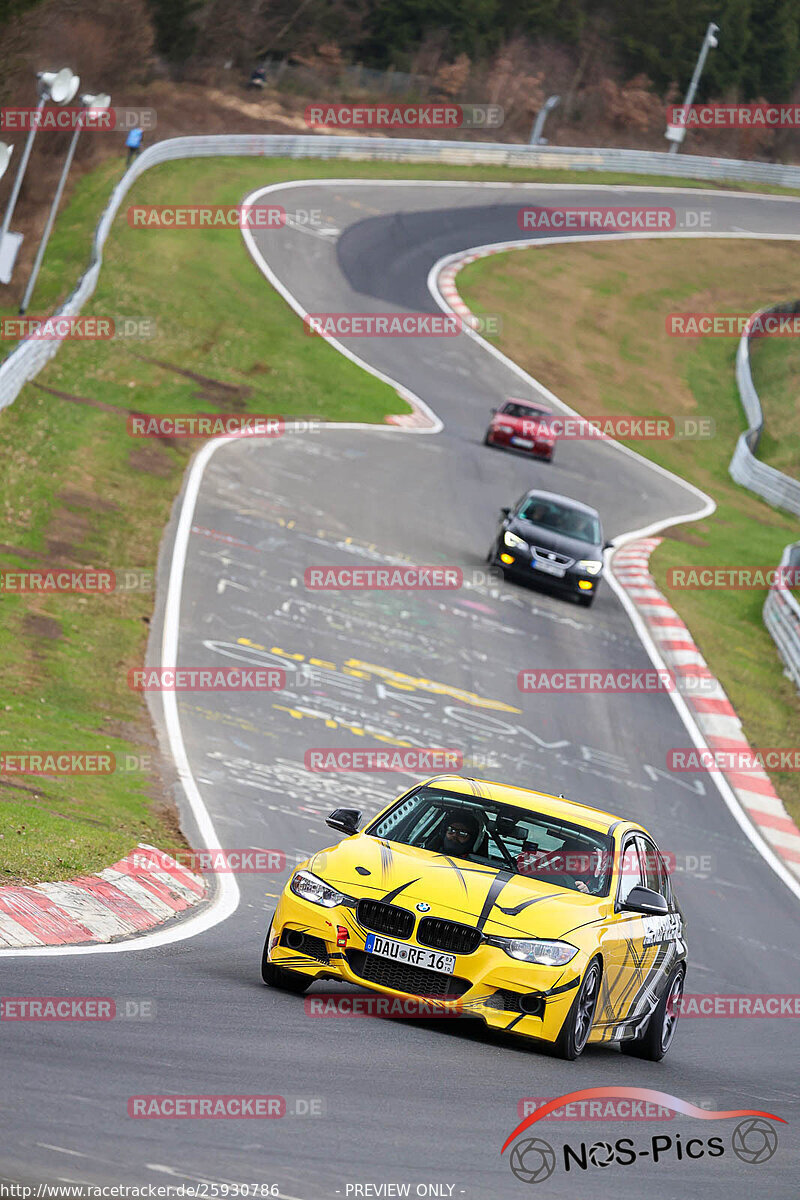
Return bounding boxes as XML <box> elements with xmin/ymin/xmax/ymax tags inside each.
<box><xmin>764</xmin><ymin>542</ymin><xmax>800</xmax><ymax>693</ymax></box>
<box><xmin>730</xmin><ymin>301</ymin><xmax>800</xmax><ymax>516</ymax></box>
<box><xmin>3</xmin><ymin>133</ymin><xmax>800</xmax><ymax>414</ymax></box>
<box><xmin>2</xmin><ymin>131</ymin><xmax>799</xmax><ymax>684</ymax></box>
<box><xmin>729</xmin><ymin>301</ymin><xmax>800</xmax><ymax>691</ymax></box>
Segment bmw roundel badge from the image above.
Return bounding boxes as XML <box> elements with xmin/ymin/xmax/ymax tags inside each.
<box><xmin>416</xmin><ymin>902</ymin><xmax>431</xmax><ymax>912</ymax></box>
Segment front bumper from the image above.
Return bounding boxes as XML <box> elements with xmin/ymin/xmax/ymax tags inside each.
<box><xmin>486</xmin><ymin>429</ymin><xmax>554</xmax><ymax>459</ymax></box>
<box><xmin>496</xmin><ymin>548</ymin><xmax>602</xmax><ymax>599</ymax></box>
<box><xmin>267</xmin><ymin>891</ymin><xmax>583</xmax><ymax>1044</ymax></box>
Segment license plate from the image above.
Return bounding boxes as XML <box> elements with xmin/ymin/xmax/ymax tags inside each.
<box><xmin>364</xmin><ymin>933</ymin><xmax>455</xmax><ymax>975</ymax></box>
<box><xmin>533</xmin><ymin>558</ymin><xmax>566</xmax><ymax>578</ymax></box>
<box><xmin>511</xmin><ymin>436</ymin><xmax>534</xmax><ymax>449</ymax></box>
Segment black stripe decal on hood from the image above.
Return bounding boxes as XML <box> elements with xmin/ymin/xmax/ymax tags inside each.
<box><xmin>476</xmin><ymin>870</ymin><xmax>514</xmax><ymax>931</ymax></box>
<box><xmin>381</xmin><ymin>878</ymin><xmax>421</xmax><ymax>903</ymax></box>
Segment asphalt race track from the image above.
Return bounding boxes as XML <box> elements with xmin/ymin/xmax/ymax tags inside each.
<box><xmin>2</xmin><ymin>182</ymin><xmax>799</xmax><ymax>1198</ymax></box>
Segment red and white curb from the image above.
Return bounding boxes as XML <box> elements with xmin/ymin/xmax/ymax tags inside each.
<box><xmin>614</xmin><ymin>539</ymin><xmax>800</xmax><ymax>881</ymax></box>
<box><xmin>0</xmin><ymin>844</ymin><xmax>206</xmax><ymax>948</ymax></box>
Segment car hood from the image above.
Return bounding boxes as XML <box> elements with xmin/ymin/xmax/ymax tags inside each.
<box><xmin>510</xmin><ymin>517</ymin><xmax>602</xmax><ymax>561</ymax></box>
<box><xmin>492</xmin><ymin>413</ymin><xmax>552</xmax><ymax>436</ymax></box>
<box><xmin>309</xmin><ymin>834</ymin><xmax>606</xmax><ymax>939</ymax></box>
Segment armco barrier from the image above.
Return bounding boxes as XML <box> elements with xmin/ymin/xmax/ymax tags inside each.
<box><xmin>3</xmin><ymin>133</ymin><xmax>800</xmax><ymax>412</ymax></box>
<box><xmin>1</xmin><ymin>133</ymin><xmax>799</xmax><ymax>685</ymax></box>
<box><xmin>730</xmin><ymin>300</ymin><xmax>800</xmax><ymax>516</ymax></box>
<box><xmin>764</xmin><ymin>542</ymin><xmax>800</xmax><ymax>693</ymax></box>
<box><xmin>730</xmin><ymin>300</ymin><xmax>800</xmax><ymax>692</ymax></box>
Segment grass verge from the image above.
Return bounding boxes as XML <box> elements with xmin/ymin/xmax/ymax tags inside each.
<box><xmin>2</xmin><ymin>155</ymin><xmax>798</xmax><ymax>884</ymax></box>
<box><xmin>458</xmin><ymin>237</ymin><xmax>800</xmax><ymax>827</ymax></box>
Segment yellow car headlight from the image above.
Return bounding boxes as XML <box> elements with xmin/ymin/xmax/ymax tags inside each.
<box><xmin>488</xmin><ymin>936</ymin><xmax>578</xmax><ymax>966</ymax></box>
<box><xmin>289</xmin><ymin>869</ymin><xmax>352</xmax><ymax>908</ymax></box>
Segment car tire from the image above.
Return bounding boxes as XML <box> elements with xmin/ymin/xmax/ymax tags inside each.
<box><xmin>554</xmin><ymin>957</ymin><xmax>602</xmax><ymax>1060</ymax></box>
<box><xmin>578</xmin><ymin>593</ymin><xmax>594</xmax><ymax>608</ymax></box>
<box><xmin>261</xmin><ymin>922</ymin><xmax>312</xmax><ymax>993</ymax></box>
<box><xmin>620</xmin><ymin>964</ymin><xmax>685</xmax><ymax>1062</ymax></box>
<box><xmin>483</xmin><ymin>432</ymin><xmax>492</xmax><ymax>446</ymax></box>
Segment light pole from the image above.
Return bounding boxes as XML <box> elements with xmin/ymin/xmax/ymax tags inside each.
<box><xmin>19</xmin><ymin>93</ymin><xmax>110</xmax><ymax>315</ymax></box>
<box><xmin>529</xmin><ymin>95</ymin><xmax>561</xmax><ymax>145</ymax></box>
<box><xmin>0</xmin><ymin>143</ymin><xmax>12</xmax><ymax>183</ymax></box>
<box><xmin>0</xmin><ymin>68</ymin><xmax>80</xmax><ymax>284</ymax></box>
<box><xmin>666</xmin><ymin>22</ymin><xmax>719</xmax><ymax>154</ymax></box>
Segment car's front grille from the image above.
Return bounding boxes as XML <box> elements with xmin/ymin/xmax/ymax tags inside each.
<box><xmin>532</xmin><ymin>546</ymin><xmax>574</xmax><ymax>568</ymax></box>
<box><xmin>484</xmin><ymin>989</ymin><xmax>545</xmax><ymax>1018</ymax></box>
<box><xmin>279</xmin><ymin>929</ymin><xmax>329</xmax><ymax>963</ymax></box>
<box><xmin>417</xmin><ymin>917</ymin><xmax>482</xmax><ymax>955</ymax></box>
<box><xmin>356</xmin><ymin>899</ymin><xmax>414</xmax><ymax>939</ymax></box>
<box><xmin>346</xmin><ymin>950</ymin><xmax>471</xmax><ymax>1000</ymax></box>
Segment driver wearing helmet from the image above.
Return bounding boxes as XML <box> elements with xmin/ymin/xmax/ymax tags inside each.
<box><xmin>434</xmin><ymin>810</ymin><xmax>483</xmax><ymax>860</ymax></box>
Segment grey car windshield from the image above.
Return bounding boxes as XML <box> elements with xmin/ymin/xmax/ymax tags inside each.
<box><xmin>365</xmin><ymin>787</ymin><xmax>615</xmax><ymax>896</ymax></box>
<box><xmin>518</xmin><ymin>498</ymin><xmax>601</xmax><ymax>544</ymax></box>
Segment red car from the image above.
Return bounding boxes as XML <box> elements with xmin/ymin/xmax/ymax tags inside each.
<box><xmin>484</xmin><ymin>398</ymin><xmax>556</xmax><ymax>462</ymax></box>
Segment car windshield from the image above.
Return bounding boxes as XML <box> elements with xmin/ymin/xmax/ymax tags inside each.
<box><xmin>517</xmin><ymin>497</ymin><xmax>601</xmax><ymax>544</ymax></box>
<box><xmin>365</xmin><ymin>786</ymin><xmax>614</xmax><ymax>896</ymax></box>
<box><xmin>501</xmin><ymin>402</ymin><xmax>551</xmax><ymax>421</ymax></box>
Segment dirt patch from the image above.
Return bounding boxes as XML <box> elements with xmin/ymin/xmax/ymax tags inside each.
<box><xmin>23</xmin><ymin>613</ymin><xmax>62</xmax><ymax>641</ymax></box>
<box><xmin>133</xmin><ymin>356</ymin><xmax>254</xmax><ymax>409</ymax></box>
<box><xmin>31</xmin><ymin>382</ymin><xmax>133</xmax><ymax>416</ymax></box>
<box><xmin>43</xmin><ymin>506</ymin><xmax>92</xmax><ymax>560</ymax></box>
<box><xmin>57</xmin><ymin>488</ymin><xmax>119</xmax><ymax>514</ymax></box>
<box><xmin>660</xmin><ymin>526</ymin><xmax>712</xmax><ymax>547</ymax></box>
<box><xmin>128</xmin><ymin>444</ymin><xmax>178</xmax><ymax>478</ymax></box>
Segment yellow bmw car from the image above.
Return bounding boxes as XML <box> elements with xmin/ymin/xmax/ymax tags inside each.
<box><xmin>261</xmin><ymin>775</ymin><xmax>687</xmax><ymax>1060</ymax></box>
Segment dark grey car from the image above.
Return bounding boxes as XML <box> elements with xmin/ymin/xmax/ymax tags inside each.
<box><xmin>488</xmin><ymin>488</ymin><xmax>611</xmax><ymax>608</ymax></box>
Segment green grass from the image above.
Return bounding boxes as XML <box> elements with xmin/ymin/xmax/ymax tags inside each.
<box><xmin>459</xmin><ymin>237</ymin><xmax>800</xmax><ymax>827</ymax></box>
<box><xmin>749</xmin><ymin>333</ymin><xmax>800</xmax><ymax>477</ymax></box>
<box><xmin>3</xmin><ymin>153</ymin><xmax>799</xmax><ymax>884</ymax></box>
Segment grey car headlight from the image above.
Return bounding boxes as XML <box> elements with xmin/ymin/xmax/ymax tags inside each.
<box><xmin>504</xmin><ymin>530</ymin><xmax>528</xmax><ymax>551</ymax></box>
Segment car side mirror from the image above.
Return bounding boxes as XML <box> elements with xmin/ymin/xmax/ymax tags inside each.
<box><xmin>501</xmin><ymin>506</ymin><xmax>511</xmax><ymax>517</ymax></box>
<box><xmin>621</xmin><ymin>885</ymin><xmax>668</xmax><ymax>915</ymax></box>
<box><xmin>326</xmin><ymin>808</ymin><xmax>361</xmax><ymax>836</ymax></box>
<box><xmin>603</xmin><ymin>540</ymin><xmax>613</xmax><ymax>550</ymax></box>
<box><xmin>490</xmin><ymin>407</ymin><xmax>497</xmax><ymax>414</ymax></box>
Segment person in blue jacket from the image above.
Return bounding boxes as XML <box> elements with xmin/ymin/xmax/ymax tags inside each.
<box><xmin>125</xmin><ymin>126</ymin><xmax>143</xmax><ymax>167</ymax></box>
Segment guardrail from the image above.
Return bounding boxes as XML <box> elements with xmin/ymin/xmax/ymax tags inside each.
<box><xmin>730</xmin><ymin>299</ymin><xmax>800</xmax><ymax>691</ymax></box>
<box><xmin>764</xmin><ymin>542</ymin><xmax>800</xmax><ymax>693</ymax></box>
<box><xmin>2</xmin><ymin>131</ymin><xmax>799</xmax><ymax>686</ymax></box>
<box><xmin>730</xmin><ymin>300</ymin><xmax>800</xmax><ymax>516</ymax></box>
<box><xmin>3</xmin><ymin>133</ymin><xmax>800</xmax><ymax>414</ymax></box>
